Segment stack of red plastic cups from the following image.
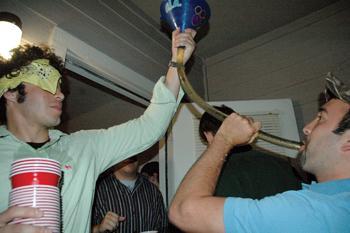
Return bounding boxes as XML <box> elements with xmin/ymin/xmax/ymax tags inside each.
<box><xmin>9</xmin><ymin>158</ymin><xmax>61</xmax><ymax>233</ymax></box>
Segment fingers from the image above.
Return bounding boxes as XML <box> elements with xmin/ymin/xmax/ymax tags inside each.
<box><xmin>2</xmin><ymin>224</ymin><xmax>51</xmax><ymax>233</ymax></box>
<box><xmin>100</xmin><ymin>218</ymin><xmax>116</xmax><ymax>231</ymax></box>
<box><xmin>118</xmin><ymin>216</ymin><xmax>126</xmax><ymax>222</ymax></box>
<box><xmin>171</xmin><ymin>28</ymin><xmax>180</xmax><ymax>52</ymax></box>
<box><xmin>171</xmin><ymin>28</ymin><xmax>196</xmax><ymax>63</ymax></box>
<box><xmin>248</xmin><ymin>120</ymin><xmax>261</xmax><ymax>144</ymax></box>
<box><xmin>104</xmin><ymin>219</ymin><xmax>116</xmax><ymax>231</ymax></box>
<box><xmin>105</xmin><ymin>212</ymin><xmax>119</xmax><ymax>229</ymax></box>
<box><xmin>101</xmin><ymin>212</ymin><xmax>125</xmax><ymax>231</ymax></box>
<box><xmin>0</xmin><ymin>207</ymin><xmax>50</xmax><ymax>233</ymax></box>
<box><xmin>173</xmin><ymin>31</ymin><xmax>195</xmax><ymax>48</ymax></box>
<box><xmin>106</xmin><ymin>211</ymin><xmax>119</xmax><ymax>218</ymax></box>
<box><xmin>230</xmin><ymin>113</ymin><xmax>260</xmax><ymax>132</ymax></box>
<box><xmin>172</xmin><ymin>28</ymin><xmax>180</xmax><ymax>39</ymax></box>
<box><xmin>185</xmin><ymin>28</ymin><xmax>197</xmax><ymax>39</ymax></box>
<box><xmin>0</xmin><ymin>206</ymin><xmax>43</xmax><ymax>226</ymax></box>
<box><xmin>172</xmin><ymin>28</ymin><xmax>196</xmax><ymax>41</ymax></box>
<box><xmin>253</xmin><ymin>121</ymin><xmax>262</xmax><ymax>131</ymax></box>
<box><xmin>217</xmin><ymin>113</ymin><xmax>261</xmax><ymax>146</ymax></box>
<box><xmin>106</xmin><ymin>212</ymin><xmax>120</xmax><ymax>223</ymax></box>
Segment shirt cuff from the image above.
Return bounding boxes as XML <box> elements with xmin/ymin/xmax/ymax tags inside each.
<box><xmin>151</xmin><ymin>76</ymin><xmax>184</xmax><ymax>104</ymax></box>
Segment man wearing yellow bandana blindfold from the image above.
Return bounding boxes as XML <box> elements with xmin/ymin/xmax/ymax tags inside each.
<box><xmin>0</xmin><ymin>28</ymin><xmax>197</xmax><ymax>233</ymax></box>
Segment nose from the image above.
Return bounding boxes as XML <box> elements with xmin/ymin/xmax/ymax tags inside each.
<box><xmin>303</xmin><ymin>118</ymin><xmax>317</xmax><ymax>136</ymax></box>
<box><xmin>55</xmin><ymin>87</ymin><xmax>65</xmax><ymax>101</ymax></box>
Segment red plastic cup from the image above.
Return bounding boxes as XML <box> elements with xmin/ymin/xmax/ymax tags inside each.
<box><xmin>8</xmin><ymin>158</ymin><xmax>61</xmax><ymax>233</ymax></box>
<box><xmin>11</xmin><ymin>172</ymin><xmax>61</xmax><ymax>188</ymax></box>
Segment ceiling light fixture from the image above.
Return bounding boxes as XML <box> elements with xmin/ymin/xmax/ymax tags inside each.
<box><xmin>0</xmin><ymin>12</ymin><xmax>22</xmax><ymax>60</ymax></box>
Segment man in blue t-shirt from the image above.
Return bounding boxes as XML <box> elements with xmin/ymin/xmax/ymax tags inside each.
<box><xmin>169</xmin><ymin>74</ymin><xmax>350</xmax><ymax>233</ymax></box>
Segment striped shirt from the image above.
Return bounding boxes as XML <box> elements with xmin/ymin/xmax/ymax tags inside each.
<box><xmin>92</xmin><ymin>174</ymin><xmax>168</xmax><ymax>233</ymax></box>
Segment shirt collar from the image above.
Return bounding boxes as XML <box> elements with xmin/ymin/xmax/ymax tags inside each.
<box><xmin>302</xmin><ymin>178</ymin><xmax>350</xmax><ymax>195</ymax></box>
<box><xmin>0</xmin><ymin>125</ymin><xmax>9</xmax><ymax>137</ymax></box>
<box><xmin>0</xmin><ymin>125</ymin><xmax>66</xmax><ymax>144</ymax></box>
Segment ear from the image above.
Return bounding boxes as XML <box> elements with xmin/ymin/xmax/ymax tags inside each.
<box><xmin>203</xmin><ymin>131</ymin><xmax>214</xmax><ymax>144</ymax></box>
<box><xmin>340</xmin><ymin>131</ymin><xmax>350</xmax><ymax>153</ymax></box>
<box><xmin>3</xmin><ymin>91</ymin><xmax>18</xmax><ymax>103</ymax></box>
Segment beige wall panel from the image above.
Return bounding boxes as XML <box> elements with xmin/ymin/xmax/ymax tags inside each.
<box><xmin>206</xmin><ymin>5</ymin><xmax>350</xmax><ymax>131</ymax></box>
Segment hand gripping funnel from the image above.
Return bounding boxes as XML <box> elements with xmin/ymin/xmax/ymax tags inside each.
<box><xmin>160</xmin><ymin>0</ymin><xmax>211</xmax><ymax>31</ymax></box>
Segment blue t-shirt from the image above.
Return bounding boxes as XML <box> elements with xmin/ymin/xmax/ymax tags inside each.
<box><xmin>224</xmin><ymin>178</ymin><xmax>350</xmax><ymax>233</ymax></box>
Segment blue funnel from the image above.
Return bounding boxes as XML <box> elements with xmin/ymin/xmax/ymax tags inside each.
<box><xmin>160</xmin><ymin>0</ymin><xmax>210</xmax><ymax>31</ymax></box>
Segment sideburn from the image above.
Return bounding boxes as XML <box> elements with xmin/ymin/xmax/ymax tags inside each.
<box><xmin>16</xmin><ymin>83</ymin><xmax>26</xmax><ymax>103</ymax></box>
<box><xmin>333</xmin><ymin>110</ymin><xmax>350</xmax><ymax>135</ymax></box>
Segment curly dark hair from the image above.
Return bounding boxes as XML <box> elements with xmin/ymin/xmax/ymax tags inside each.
<box><xmin>0</xmin><ymin>44</ymin><xmax>65</xmax><ymax>124</ymax></box>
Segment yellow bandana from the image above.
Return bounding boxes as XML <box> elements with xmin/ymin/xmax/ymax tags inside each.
<box><xmin>0</xmin><ymin>59</ymin><xmax>61</xmax><ymax>97</ymax></box>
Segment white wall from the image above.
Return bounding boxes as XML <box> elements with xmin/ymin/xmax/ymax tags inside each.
<box><xmin>206</xmin><ymin>1</ymin><xmax>350</xmax><ymax>134</ymax></box>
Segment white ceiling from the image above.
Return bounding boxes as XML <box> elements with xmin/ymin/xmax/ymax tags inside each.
<box><xmin>131</xmin><ymin>0</ymin><xmax>340</xmax><ymax>59</ymax></box>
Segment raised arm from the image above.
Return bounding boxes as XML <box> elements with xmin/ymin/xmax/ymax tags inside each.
<box><xmin>164</xmin><ymin>28</ymin><xmax>196</xmax><ymax>98</ymax></box>
<box><xmin>168</xmin><ymin>113</ymin><xmax>261</xmax><ymax>233</ymax></box>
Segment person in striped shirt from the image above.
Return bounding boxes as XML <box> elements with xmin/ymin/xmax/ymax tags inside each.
<box><xmin>92</xmin><ymin>155</ymin><xmax>167</xmax><ymax>233</ymax></box>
